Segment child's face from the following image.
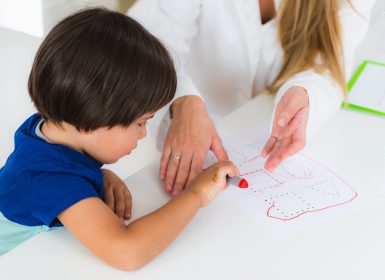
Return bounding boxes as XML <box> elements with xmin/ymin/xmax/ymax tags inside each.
<box><xmin>82</xmin><ymin>112</ymin><xmax>154</xmax><ymax>164</ymax></box>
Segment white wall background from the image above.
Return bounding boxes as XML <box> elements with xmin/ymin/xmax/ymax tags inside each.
<box><xmin>0</xmin><ymin>0</ymin><xmax>120</xmax><ymax>37</ymax></box>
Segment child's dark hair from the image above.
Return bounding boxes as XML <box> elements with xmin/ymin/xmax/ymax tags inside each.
<box><xmin>28</xmin><ymin>8</ymin><xmax>176</xmax><ymax>131</ymax></box>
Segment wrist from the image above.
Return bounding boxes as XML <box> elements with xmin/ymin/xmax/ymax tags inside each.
<box><xmin>183</xmin><ymin>188</ymin><xmax>205</xmax><ymax>208</ymax></box>
<box><xmin>170</xmin><ymin>95</ymin><xmax>206</xmax><ymax>119</ymax></box>
<box><xmin>288</xmin><ymin>86</ymin><xmax>309</xmax><ymax>104</ymax></box>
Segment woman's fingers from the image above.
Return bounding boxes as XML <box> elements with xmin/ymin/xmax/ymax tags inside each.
<box><xmin>186</xmin><ymin>150</ymin><xmax>208</xmax><ymax>187</ymax></box>
<box><xmin>261</xmin><ymin>135</ymin><xmax>277</xmax><ymax>157</ymax></box>
<box><xmin>160</xmin><ymin>96</ymin><xmax>227</xmax><ymax>194</ymax></box>
<box><xmin>263</xmin><ymin>87</ymin><xmax>309</xmax><ymax>170</ymax></box>
<box><xmin>281</xmin><ymin>137</ymin><xmax>305</xmax><ymax>159</ymax></box>
<box><xmin>159</xmin><ymin>145</ymin><xmax>172</xmax><ymax>181</ymax></box>
<box><xmin>164</xmin><ymin>150</ymin><xmax>182</xmax><ymax>193</ymax></box>
<box><xmin>279</xmin><ymin>110</ymin><xmax>307</xmax><ymax>159</ymax></box>
<box><xmin>264</xmin><ymin>106</ymin><xmax>308</xmax><ymax>171</ymax></box>
<box><xmin>276</xmin><ymin>98</ymin><xmax>302</xmax><ymax>128</ymax></box>
<box><xmin>264</xmin><ymin>137</ymin><xmax>284</xmax><ymax>171</ymax></box>
<box><xmin>172</xmin><ymin>151</ymin><xmax>193</xmax><ymax>195</ymax></box>
<box><xmin>211</xmin><ymin>134</ymin><xmax>229</xmax><ymax>161</ymax></box>
<box><xmin>276</xmin><ymin>86</ymin><xmax>309</xmax><ymax>128</ymax></box>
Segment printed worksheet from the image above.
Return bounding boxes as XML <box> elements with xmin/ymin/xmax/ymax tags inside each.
<box><xmin>206</xmin><ymin>127</ymin><xmax>372</xmax><ymax>236</ymax></box>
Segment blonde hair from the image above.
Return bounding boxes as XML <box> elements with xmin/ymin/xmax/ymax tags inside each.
<box><xmin>269</xmin><ymin>0</ymin><xmax>348</xmax><ymax>98</ymax></box>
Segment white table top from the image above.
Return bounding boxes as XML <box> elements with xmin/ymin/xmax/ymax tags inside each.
<box><xmin>1</xmin><ymin>92</ymin><xmax>384</xmax><ymax>280</ymax></box>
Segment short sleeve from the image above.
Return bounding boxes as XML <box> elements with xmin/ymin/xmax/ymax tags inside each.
<box><xmin>30</xmin><ymin>173</ymin><xmax>102</xmax><ymax>227</ymax></box>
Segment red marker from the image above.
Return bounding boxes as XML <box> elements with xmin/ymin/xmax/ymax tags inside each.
<box><xmin>226</xmin><ymin>176</ymin><xmax>248</xmax><ymax>188</ymax></box>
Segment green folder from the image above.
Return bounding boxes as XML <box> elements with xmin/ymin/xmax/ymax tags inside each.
<box><xmin>342</xmin><ymin>60</ymin><xmax>385</xmax><ymax>117</ymax></box>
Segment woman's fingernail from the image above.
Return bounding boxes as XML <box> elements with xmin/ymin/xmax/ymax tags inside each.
<box><xmin>166</xmin><ymin>184</ymin><xmax>172</xmax><ymax>192</ymax></box>
<box><xmin>278</xmin><ymin>117</ymin><xmax>287</xmax><ymax>127</ymax></box>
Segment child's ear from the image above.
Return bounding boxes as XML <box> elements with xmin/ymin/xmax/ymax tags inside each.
<box><xmin>78</xmin><ymin>127</ymin><xmax>96</xmax><ymax>135</ymax></box>
<box><xmin>78</xmin><ymin>128</ymin><xmax>88</xmax><ymax>135</ymax></box>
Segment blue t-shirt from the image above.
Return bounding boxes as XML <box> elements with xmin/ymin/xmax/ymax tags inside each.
<box><xmin>0</xmin><ymin>114</ymin><xmax>104</xmax><ymax>254</ymax></box>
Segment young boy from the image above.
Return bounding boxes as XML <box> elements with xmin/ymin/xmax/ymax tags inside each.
<box><xmin>0</xmin><ymin>8</ymin><xmax>238</xmax><ymax>270</ymax></box>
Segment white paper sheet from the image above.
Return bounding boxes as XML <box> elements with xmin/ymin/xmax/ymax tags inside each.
<box><xmin>206</xmin><ymin>127</ymin><xmax>374</xmax><ymax>236</ymax></box>
<box><xmin>349</xmin><ymin>63</ymin><xmax>385</xmax><ymax>111</ymax></box>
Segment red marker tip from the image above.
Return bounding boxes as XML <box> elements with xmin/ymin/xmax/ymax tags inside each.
<box><xmin>238</xmin><ymin>178</ymin><xmax>248</xmax><ymax>188</ymax></box>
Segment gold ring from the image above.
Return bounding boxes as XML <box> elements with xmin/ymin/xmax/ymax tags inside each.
<box><xmin>170</xmin><ymin>154</ymin><xmax>181</xmax><ymax>161</ymax></box>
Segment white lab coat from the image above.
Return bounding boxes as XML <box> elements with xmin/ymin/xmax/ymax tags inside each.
<box><xmin>128</xmin><ymin>0</ymin><xmax>375</xmax><ymax>150</ymax></box>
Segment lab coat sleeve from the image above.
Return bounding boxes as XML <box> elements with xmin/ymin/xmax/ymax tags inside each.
<box><xmin>128</xmin><ymin>0</ymin><xmax>203</xmax><ymax>100</ymax></box>
<box><xmin>272</xmin><ymin>0</ymin><xmax>375</xmax><ymax>138</ymax></box>
<box><xmin>127</xmin><ymin>0</ymin><xmax>203</xmax><ymax>150</ymax></box>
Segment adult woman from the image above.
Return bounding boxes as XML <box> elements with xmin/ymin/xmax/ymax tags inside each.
<box><xmin>128</xmin><ymin>0</ymin><xmax>374</xmax><ymax>195</ymax></box>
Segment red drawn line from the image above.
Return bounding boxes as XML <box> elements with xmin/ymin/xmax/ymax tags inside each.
<box><xmin>241</xmin><ymin>169</ymin><xmax>263</xmax><ymax>177</ymax></box>
<box><xmin>262</xmin><ymin>154</ymin><xmax>359</xmax><ymax>221</ymax></box>
<box><xmin>266</xmin><ymin>189</ymin><xmax>358</xmax><ymax>221</ymax></box>
<box><xmin>245</xmin><ymin>155</ymin><xmax>261</xmax><ymax>163</ymax></box>
<box><xmin>273</xmin><ymin>162</ymin><xmax>313</xmax><ymax>180</ymax></box>
<box><xmin>237</xmin><ymin>148</ymin><xmax>359</xmax><ymax>221</ymax></box>
<box><xmin>240</xmin><ymin>158</ymin><xmax>311</xmax><ymax>180</ymax></box>
<box><xmin>241</xmin><ymin>169</ymin><xmax>283</xmax><ymax>185</ymax></box>
<box><xmin>299</xmin><ymin>154</ymin><xmax>357</xmax><ymax>195</ymax></box>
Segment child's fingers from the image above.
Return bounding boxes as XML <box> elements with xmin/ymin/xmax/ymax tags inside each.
<box><xmin>123</xmin><ymin>188</ymin><xmax>132</xmax><ymax>220</ymax></box>
<box><xmin>216</xmin><ymin>161</ymin><xmax>239</xmax><ymax>183</ymax></box>
<box><xmin>113</xmin><ymin>186</ymin><xmax>126</xmax><ymax>219</ymax></box>
<box><xmin>234</xmin><ymin>164</ymin><xmax>240</xmax><ymax>177</ymax></box>
<box><xmin>219</xmin><ymin>160</ymin><xmax>240</xmax><ymax>176</ymax></box>
<box><xmin>228</xmin><ymin>162</ymin><xmax>240</xmax><ymax>178</ymax></box>
<box><xmin>104</xmin><ymin>184</ymin><xmax>115</xmax><ymax>212</ymax></box>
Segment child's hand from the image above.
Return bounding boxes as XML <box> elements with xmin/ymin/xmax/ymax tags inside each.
<box><xmin>186</xmin><ymin>160</ymin><xmax>239</xmax><ymax>207</ymax></box>
<box><xmin>102</xmin><ymin>169</ymin><xmax>132</xmax><ymax>220</ymax></box>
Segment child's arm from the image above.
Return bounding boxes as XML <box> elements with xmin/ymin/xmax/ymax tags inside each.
<box><xmin>58</xmin><ymin>160</ymin><xmax>238</xmax><ymax>271</ymax></box>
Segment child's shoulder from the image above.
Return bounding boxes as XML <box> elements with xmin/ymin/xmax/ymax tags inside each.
<box><xmin>7</xmin><ymin>114</ymin><xmax>102</xmax><ymax>174</ymax></box>
<box><xmin>0</xmin><ymin>114</ymin><xmax>104</xmax><ymax>227</ymax></box>
<box><xmin>1</xmin><ymin>114</ymin><xmax>104</xmax><ymax>192</ymax></box>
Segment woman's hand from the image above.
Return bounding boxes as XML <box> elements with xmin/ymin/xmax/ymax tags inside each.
<box><xmin>102</xmin><ymin>169</ymin><xmax>132</xmax><ymax>220</ymax></box>
<box><xmin>160</xmin><ymin>96</ymin><xmax>228</xmax><ymax>196</ymax></box>
<box><xmin>261</xmin><ymin>86</ymin><xmax>309</xmax><ymax>171</ymax></box>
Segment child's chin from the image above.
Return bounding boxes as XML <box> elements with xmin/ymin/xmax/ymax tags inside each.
<box><xmin>104</xmin><ymin>158</ymin><xmax>120</xmax><ymax>164</ymax></box>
